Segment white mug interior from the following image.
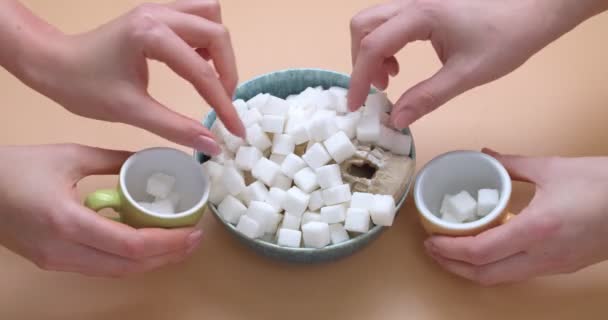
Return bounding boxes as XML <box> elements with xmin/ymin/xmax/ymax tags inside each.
<box><xmin>414</xmin><ymin>150</ymin><xmax>512</xmax><ymax>231</ymax></box>
<box><xmin>120</xmin><ymin>147</ymin><xmax>209</xmax><ymax>218</ymax></box>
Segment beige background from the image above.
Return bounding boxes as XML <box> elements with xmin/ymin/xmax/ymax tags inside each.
<box><xmin>1</xmin><ymin>1</ymin><xmax>608</xmax><ymax>319</ymax></box>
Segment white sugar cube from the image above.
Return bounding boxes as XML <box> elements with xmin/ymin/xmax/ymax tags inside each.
<box><xmin>302</xmin><ymin>143</ymin><xmax>332</xmax><ymax>169</ymax></box>
<box><xmin>281</xmin><ymin>153</ymin><xmax>307</xmax><ymax>178</ymax></box>
<box><xmin>336</xmin><ymin>111</ymin><xmax>361</xmax><ymax>139</ymax></box>
<box><xmin>329</xmin><ymin>224</ymin><xmax>350</xmax><ymax>244</ymax></box>
<box><xmin>221</xmin><ymin>166</ymin><xmax>246</xmax><ymax>196</ymax></box>
<box><xmin>223</xmin><ymin>133</ymin><xmax>245</xmax><ymax>153</ymax></box>
<box><xmin>261</xmin><ymin>114</ymin><xmax>286</xmax><ymax>133</ymax></box>
<box><xmin>442</xmin><ymin>211</ymin><xmax>461</xmax><ymax>223</ymax></box>
<box><xmin>320</xmin><ymin>204</ymin><xmax>346</xmax><ymax>224</ymax></box>
<box><xmin>235</xmin><ymin>146</ymin><xmax>263</xmax><ymax>171</ymax></box>
<box><xmin>240</xmin><ymin>108</ymin><xmax>263</xmax><ymax>127</ymax></box>
<box><xmin>378</xmin><ymin>125</ymin><xmax>397</xmax><ymax>151</ymax></box>
<box><xmin>282</xmin><ymin>187</ymin><xmax>310</xmax><ymax>216</ymax></box>
<box><xmin>328</xmin><ymin>86</ymin><xmax>348</xmax><ymax>113</ymax></box>
<box><xmin>209</xmin><ymin>178</ymin><xmax>229</xmax><ymax>205</ymax></box>
<box><xmin>301</xmin><ymin>211</ymin><xmax>322</xmax><ymax>226</ymax></box>
<box><xmin>138</xmin><ymin>199</ymin><xmax>174</xmax><ymax>214</ymax></box>
<box><xmin>233</xmin><ymin>99</ymin><xmax>248</xmax><ymax>115</ymax></box>
<box><xmin>315</xmin><ymin>90</ymin><xmax>335</xmax><ymax>110</ymax></box>
<box><xmin>293</xmin><ymin>167</ymin><xmax>319</xmax><ymax>193</ymax></box>
<box><xmin>477</xmin><ymin>189</ymin><xmax>499</xmax><ymax>216</ymax></box>
<box><xmin>285</xmin><ymin>123</ymin><xmax>310</xmax><ymax>145</ymax></box>
<box><xmin>258</xmin><ymin>96</ymin><xmax>289</xmax><ymax>116</ymax></box>
<box><xmin>324</xmin><ymin>131</ymin><xmax>356</xmax><ymax>163</ymax></box>
<box><xmin>266</xmin><ymin>187</ymin><xmax>287</xmax><ymax>212</ymax></box>
<box><xmin>301</xmin><ymin>221</ymin><xmax>330</xmax><ymax>248</ymax></box>
<box><xmin>159</xmin><ymin>191</ymin><xmax>180</xmax><ymax>210</ymax></box>
<box><xmin>217</xmin><ymin>195</ymin><xmax>247</xmax><ymax>224</ymax></box>
<box><xmin>316</xmin><ymin>164</ymin><xmax>343</xmax><ymax>189</ymax></box>
<box><xmin>308</xmin><ymin>190</ymin><xmax>325</xmax><ymax>211</ymax></box>
<box><xmin>246</xmin><ymin>93</ymin><xmax>270</xmax><ymax>110</ymax></box>
<box><xmin>306</xmin><ymin>113</ymin><xmax>338</xmax><ymax>142</ymax></box>
<box><xmin>390</xmin><ymin>133</ymin><xmax>412</xmax><ymax>156</ymax></box>
<box><xmin>252</xmin><ymin>158</ymin><xmax>281</xmax><ymax>186</ymax></box>
<box><xmin>272</xmin><ymin>134</ymin><xmax>296</xmax><ymax>155</ymax></box>
<box><xmin>211</xmin><ymin>146</ymin><xmax>233</xmax><ymax>164</ymax></box>
<box><xmin>236</xmin><ymin>215</ymin><xmax>264</xmax><ymax>239</ymax></box>
<box><xmin>281</xmin><ymin>212</ymin><xmax>302</xmax><ymax>230</ymax></box>
<box><xmin>269</xmin><ymin>153</ymin><xmax>287</xmax><ymax>165</ymax></box>
<box><xmin>272</xmin><ymin>173</ymin><xmax>293</xmax><ymax>190</ymax></box>
<box><xmin>322</xmin><ymin>184</ymin><xmax>352</xmax><ymax>205</ymax></box>
<box><xmin>439</xmin><ymin>194</ymin><xmax>451</xmax><ymax>216</ymax></box>
<box><xmin>239</xmin><ymin>181</ymin><xmax>268</xmax><ymax>205</ymax></box>
<box><xmin>210</xmin><ymin>120</ymin><xmax>229</xmax><ymax>143</ymax></box>
<box><xmin>344</xmin><ymin>208</ymin><xmax>370</xmax><ymax>233</ymax></box>
<box><xmin>146</xmin><ymin>173</ymin><xmax>176</xmax><ymax>199</ymax></box>
<box><xmin>202</xmin><ymin>160</ymin><xmax>223</xmax><ymax>181</ymax></box>
<box><xmin>365</xmin><ymin>92</ymin><xmax>392</xmax><ymax>114</ymax></box>
<box><xmin>277</xmin><ymin>228</ymin><xmax>302</xmax><ymax>248</ymax></box>
<box><xmin>356</xmin><ymin>114</ymin><xmax>381</xmax><ymax>144</ymax></box>
<box><xmin>246</xmin><ymin>124</ymin><xmax>272</xmax><ymax>151</ymax></box>
<box><xmin>370</xmin><ymin>194</ymin><xmax>396</xmax><ymax>226</ymax></box>
<box><xmin>350</xmin><ymin>192</ymin><xmax>375</xmax><ymax>210</ymax></box>
<box><xmin>246</xmin><ymin>201</ymin><xmax>281</xmax><ymax>234</ymax></box>
<box><xmin>445</xmin><ymin>190</ymin><xmax>477</xmax><ymax>222</ymax></box>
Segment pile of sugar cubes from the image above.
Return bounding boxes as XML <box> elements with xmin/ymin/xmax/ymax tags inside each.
<box><xmin>203</xmin><ymin>86</ymin><xmax>413</xmax><ymax>248</ymax></box>
<box><xmin>138</xmin><ymin>173</ymin><xmax>181</xmax><ymax>214</ymax></box>
<box><xmin>438</xmin><ymin>189</ymin><xmax>500</xmax><ymax>223</ymax></box>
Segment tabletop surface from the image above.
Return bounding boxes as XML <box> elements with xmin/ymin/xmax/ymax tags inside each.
<box><xmin>1</xmin><ymin>1</ymin><xmax>608</xmax><ymax>319</ymax></box>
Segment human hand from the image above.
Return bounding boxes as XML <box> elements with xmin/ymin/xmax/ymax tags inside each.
<box><xmin>424</xmin><ymin>148</ymin><xmax>608</xmax><ymax>286</ymax></box>
<box><xmin>347</xmin><ymin>0</ymin><xmax>608</xmax><ymax>129</ymax></box>
<box><xmin>7</xmin><ymin>0</ymin><xmax>244</xmax><ymax>156</ymax></box>
<box><xmin>0</xmin><ymin>144</ymin><xmax>202</xmax><ymax>277</ymax></box>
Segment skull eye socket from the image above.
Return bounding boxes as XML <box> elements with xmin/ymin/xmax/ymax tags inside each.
<box><xmin>346</xmin><ymin>161</ymin><xmax>378</xmax><ymax>180</ymax></box>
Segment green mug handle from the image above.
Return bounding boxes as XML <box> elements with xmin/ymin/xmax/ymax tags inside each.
<box><xmin>84</xmin><ymin>189</ymin><xmax>123</xmax><ymax>222</ymax></box>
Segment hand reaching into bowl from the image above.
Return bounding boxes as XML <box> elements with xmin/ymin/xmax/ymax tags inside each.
<box><xmin>347</xmin><ymin>0</ymin><xmax>608</xmax><ymax>129</ymax></box>
<box><xmin>424</xmin><ymin>149</ymin><xmax>608</xmax><ymax>286</ymax></box>
<box><xmin>0</xmin><ymin>0</ymin><xmax>245</xmax><ymax>156</ymax></box>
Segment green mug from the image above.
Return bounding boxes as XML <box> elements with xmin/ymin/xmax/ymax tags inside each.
<box><xmin>84</xmin><ymin>147</ymin><xmax>209</xmax><ymax>228</ymax></box>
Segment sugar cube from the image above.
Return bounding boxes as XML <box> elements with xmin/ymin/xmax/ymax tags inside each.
<box><xmin>302</xmin><ymin>143</ymin><xmax>332</xmax><ymax>169</ymax></box>
<box><xmin>252</xmin><ymin>158</ymin><xmax>281</xmax><ymax>186</ymax></box>
<box><xmin>315</xmin><ymin>90</ymin><xmax>335</xmax><ymax>110</ymax></box>
<box><xmin>282</xmin><ymin>187</ymin><xmax>310</xmax><ymax>216</ymax></box>
<box><xmin>202</xmin><ymin>160</ymin><xmax>223</xmax><ymax>181</ymax></box>
<box><xmin>236</xmin><ymin>215</ymin><xmax>264</xmax><ymax>239</ymax></box>
<box><xmin>320</xmin><ymin>204</ymin><xmax>346</xmax><ymax>224</ymax></box>
<box><xmin>277</xmin><ymin>228</ymin><xmax>302</xmax><ymax>248</ymax></box>
<box><xmin>210</xmin><ymin>120</ymin><xmax>229</xmax><ymax>143</ymax></box>
<box><xmin>258</xmin><ymin>96</ymin><xmax>289</xmax><ymax>116</ymax></box>
<box><xmin>223</xmin><ymin>133</ymin><xmax>245</xmax><ymax>153</ymax></box>
<box><xmin>240</xmin><ymin>108</ymin><xmax>263</xmax><ymax>127</ymax></box>
<box><xmin>272</xmin><ymin>134</ymin><xmax>296</xmax><ymax>155</ymax></box>
<box><xmin>365</xmin><ymin>92</ymin><xmax>392</xmax><ymax>114</ymax></box>
<box><xmin>356</xmin><ymin>114</ymin><xmax>381</xmax><ymax>143</ymax></box>
<box><xmin>146</xmin><ymin>173</ymin><xmax>176</xmax><ymax>199</ymax></box>
<box><xmin>246</xmin><ymin>93</ymin><xmax>270</xmax><ymax>110</ymax></box>
<box><xmin>477</xmin><ymin>189</ymin><xmax>499</xmax><ymax>216</ymax></box>
<box><xmin>246</xmin><ymin>201</ymin><xmax>281</xmax><ymax>234</ymax></box>
<box><xmin>281</xmin><ymin>212</ymin><xmax>302</xmax><ymax>230</ymax></box>
<box><xmin>246</xmin><ymin>124</ymin><xmax>272</xmax><ymax>151</ymax></box>
<box><xmin>350</xmin><ymin>192</ymin><xmax>375</xmax><ymax>210</ymax></box>
<box><xmin>442</xmin><ymin>211</ymin><xmax>461</xmax><ymax>223</ymax></box>
<box><xmin>218</xmin><ymin>195</ymin><xmax>247</xmax><ymax>224</ymax></box>
<box><xmin>378</xmin><ymin>125</ymin><xmax>397</xmax><ymax>151</ymax></box>
<box><xmin>315</xmin><ymin>164</ymin><xmax>343</xmax><ymax>189</ymax></box>
<box><xmin>302</xmin><ymin>211</ymin><xmax>322</xmax><ymax>227</ymax></box>
<box><xmin>209</xmin><ymin>178</ymin><xmax>229</xmax><ymax>205</ymax></box>
<box><xmin>306</xmin><ymin>113</ymin><xmax>338</xmax><ymax>142</ymax></box>
<box><xmin>344</xmin><ymin>208</ymin><xmax>371</xmax><ymax>233</ymax></box>
<box><xmin>445</xmin><ymin>190</ymin><xmax>477</xmax><ymax>222</ymax></box>
<box><xmin>439</xmin><ymin>194</ymin><xmax>451</xmax><ymax>216</ymax></box>
<box><xmin>390</xmin><ymin>133</ymin><xmax>412</xmax><ymax>156</ymax></box>
<box><xmin>281</xmin><ymin>153</ymin><xmax>307</xmax><ymax>178</ymax></box>
<box><xmin>301</xmin><ymin>221</ymin><xmax>330</xmax><ymax>248</ymax></box>
<box><xmin>272</xmin><ymin>173</ymin><xmax>293</xmax><ymax>190</ymax></box>
<box><xmin>221</xmin><ymin>166</ymin><xmax>246</xmax><ymax>196</ymax></box>
<box><xmin>308</xmin><ymin>190</ymin><xmax>324</xmax><ymax>211</ymax></box>
<box><xmin>322</xmin><ymin>184</ymin><xmax>352</xmax><ymax>205</ymax></box>
<box><xmin>285</xmin><ymin>122</ymin><xmax>310</xmax><ymax>145</ymax></box>
<box><xmin>261</xmin><ymin>114</ymin><xmax>286</xmax><ymax>133</ymax></box>
<box><xmin>336</xmin><ymin>111</ymin><xmax>361</xmax><ymax>139</ymax></box>
<box><xmin>329</xmin><ymin>224</ymin><xmax>350</xmax><ymax>244</ymax></box>
<box><xmin>370</xmin><ymin>195</ymin><xmax>396</xmax><ymax>226</ymax></box>
<box><xmin>235</xmin><ymin>146</ymin><xmax>263</xmax><ymax>171</ymax></box>
<box><xmin>269</xmin><ymin>153</ymin><xmax>286</xmax><ymax>165</ymax></box>
<box><xmin>324</xmin><ymin>131</ymin><xmax>357</xmax><ymax>163</ymax></box>
<box><xmin>239</xmin><ymin>181</ymin><xmax>268</xmax><ymax>205</ymax></box>
<box><xmin>328</xmin><ymin>86</ymin><xmax>348</xmax><ymax>113</ymax></box>
<box><xmin>160</xmin><ymin>191</ymin><xmax>180</xmax><ymax>210</ymax></box>
<box><xmin>138</xmin><ymin>199</ymin><xmax>174</xmax><ymax>214</ymax></box>
<box><xmin>293</xmin><ymin>167</ymin><xmax>319</xmax><ymax>193</ymax></box>
<box><xmin>266</xmin><ymin>187</ymin><xmax>287</xmax><ymax>211</ymax></box>
<box><xmin>233</xmin><ymin>99</ymin><xmax>248</xmax><ymax>115</ymax></box>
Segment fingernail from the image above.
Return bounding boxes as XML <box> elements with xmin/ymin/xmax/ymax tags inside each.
<box><xmin>392</xmin><ymin>109</ymin><xmax>412</xmax><ymax>130</ymax></box>
<box><xmin>233</xmin><ymin>121</ymin><xmax>247</xmax><ymax>140</ymax></box>
<box><xmin>187</xmin><ymin>230</ymin><xmax>202</xmax><ymax>248</ymax></box>
<box><xmin>194</xmin><ymin>136</ymin><xmax>221</xmax><ymax>156</ymax></box>
<box><xmin>389</xmin><ymin>69</ymin><xmax>398</xmax><ymax>77</ymax></box>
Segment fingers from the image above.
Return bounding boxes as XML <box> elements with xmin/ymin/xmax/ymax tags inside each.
<box><xmin>348</xmin><ymin>11</ymin><xmax>433</xmax><ymax>111</ymax></box>
<box><xmin>428</xmin><ymin>250</ymin><xmax>539</xmax><ymax>286</ymax></box>
<box><xmin>350</xmin><ymin>2</ymin><xmax>399</xmax><ymax>66</ymax></box>
<box><xmin>64</xmin><ymin>203</ymin><xmax>201</xmax><ymax>260</ymax></box>
<box><xmin>483</xmin><ymin>148</ymin><xmax>548</xmax><ymax>184</ymax></box>
<box><xmin>64</xmin><ymin>145</ymin><xmax>132</xmax><ymax>177</ymax></box>
<box><xmin>168</xmin><ymin>0</ymin><xmax>222</xmax><ymax>23</ymax></box>
<box><xmin>133</xmin><ymin>22</ymin><xmax>245</xmax><ymax>139</ymax></box>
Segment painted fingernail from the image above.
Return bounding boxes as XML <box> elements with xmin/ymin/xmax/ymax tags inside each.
<box><xmin>194</xmin><ymin>136</ymin><xmax>221</xmax><ymax>156</ymax></box>
<box><xmin>187</xmin><ymin>230</ymin><xmax>203</xmax><ymax>248</ymax></box>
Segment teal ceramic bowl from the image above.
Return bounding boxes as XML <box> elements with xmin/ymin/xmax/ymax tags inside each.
<box><xmin>196</xmin><ymin>68</ymin><xmax>416</xmax><ymax>263</ymax></box>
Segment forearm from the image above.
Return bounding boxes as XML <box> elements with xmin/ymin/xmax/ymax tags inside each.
<box><xmin>0</xmin><ymin>0</ymin><xmax>63</xmax><ymax>83</ymax></box>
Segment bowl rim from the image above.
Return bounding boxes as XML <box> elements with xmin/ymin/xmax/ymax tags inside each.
<box><xmin>194</xmin><ymin>67</ymin><xmax>416</xmax><ymax>254</ymax></box>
